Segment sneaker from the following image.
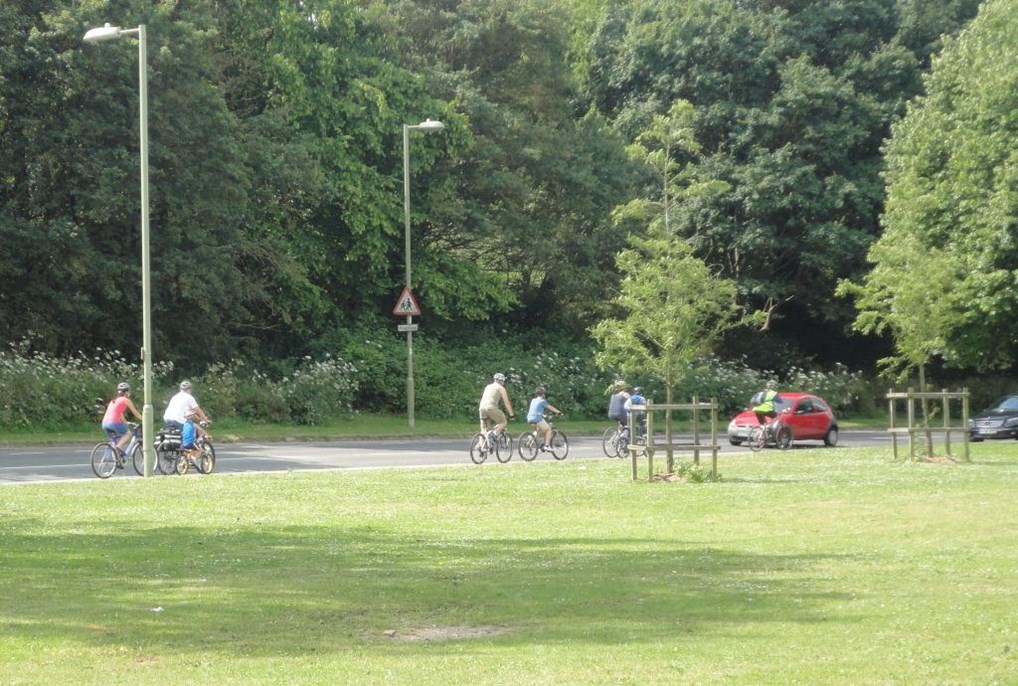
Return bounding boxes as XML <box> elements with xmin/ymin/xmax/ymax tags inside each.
<box><xmin>542</xmin><ymin>445</ymin><xmax>552</xmax><ymax>451</ymax></box>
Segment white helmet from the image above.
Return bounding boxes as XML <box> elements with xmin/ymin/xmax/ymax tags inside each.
<box><xmin>180</xmin><ymin>380</ymin><xmax>192</xmax><ymax>391</ymax></box>
<box><xmin>493</xmin><ymin>372</ymin><xmax>506</xmax><ymax>383</ymax></box>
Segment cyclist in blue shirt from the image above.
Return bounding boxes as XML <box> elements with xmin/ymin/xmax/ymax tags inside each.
<box><xmin>626</xmin><ymin>386</ymin><xmax>647</xmax><ymax>440</ymax></box>
<box><xmin>526</xmin><ymin>387</ymin><xmax>562</xmax><ymax>451</ymax></box>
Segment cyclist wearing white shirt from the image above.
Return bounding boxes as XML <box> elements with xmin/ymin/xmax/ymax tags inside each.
<box><xmin>163</xmin><ymin>380</ymin><xmax>210</xmax><ymax>431</ymax></box>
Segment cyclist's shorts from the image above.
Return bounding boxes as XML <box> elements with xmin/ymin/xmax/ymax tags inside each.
<box><xmin>102</xmin><ymin>421</ymin><xmax>129</xmax><ymax>437</ymax></box>
<box><xmin>181</xmin><ymin>421</ymin><xmax>197</xmax><ymax>449</ymax></box>
<box><xmin>609</xmin><ymin>414</ymin><xmax>628</xmax><ymax>427</ymax></box>
<box><xmin>480</xmin><ymin>406</ymin><xmax>506</xmax><ymax>425</ymax></box>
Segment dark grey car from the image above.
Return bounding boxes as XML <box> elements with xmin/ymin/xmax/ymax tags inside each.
<box><xmin>969</xmin><ymin>395</ymin><xmax>1018</xmax><ymax>441</ymax></box>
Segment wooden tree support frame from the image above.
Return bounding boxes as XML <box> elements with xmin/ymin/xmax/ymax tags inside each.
<box><xmin>886</xmin><ymin>388</ymin><xmax>970</xmax><ymax>462</ymax></box>
<box><xmin>627</xmin><ymin>398</ymin><xmax>720</xmax><ymax>481</ymax></box>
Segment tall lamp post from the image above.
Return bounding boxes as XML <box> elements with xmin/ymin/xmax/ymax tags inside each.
<box><xmin>402</xmin><ymin>118</ymin><xmax>444</xmax><ymax>428</ymax></box>
<box><xmin>83</xmin><ymin>23</ymin><xmax>155</xmax><ymax>476</ymax></box>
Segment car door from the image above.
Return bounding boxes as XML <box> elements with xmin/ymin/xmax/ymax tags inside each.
<box><xmin>787</xmin><ymin>397</ymin><xmax>818</xmax><ymax>439</ymax></box>
<box><xmin>798</xmin><ymin>397</ymin><xmax>828</xmax><ymax>439</ymax></box>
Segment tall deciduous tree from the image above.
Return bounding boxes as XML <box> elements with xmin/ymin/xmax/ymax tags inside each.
<box><xmin>841</xmin><ymin>0</ymin><xmax>1018</xmax><ymax>373</ymax></box>
<box><xmin>593</xmin><ymin>101</ymin><xmax>748</xmax><ymax>467</ymax></box>
<box><xmin>383</xmin><ymin>0</ymin><xmax>640</xmax><ymax>335</ymax></box>
<box><xmin>580</xmin><ymin>0</ymin><xmax>979</xmax><ymax>367</ymax></box>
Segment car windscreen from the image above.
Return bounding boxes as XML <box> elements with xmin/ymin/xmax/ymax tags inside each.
<box><xmin>995</xmin><ymin>396</ymin><xmax>1018</xmax><ymax>411</ymax></box>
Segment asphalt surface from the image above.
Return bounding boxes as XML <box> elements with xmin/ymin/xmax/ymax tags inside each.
<box><xmin>0</xmin><ymin>431</ymin><xmax>892</xmax><ymax>484</ymax></box>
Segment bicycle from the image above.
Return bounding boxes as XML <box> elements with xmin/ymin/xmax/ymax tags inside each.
<box><xmin>155</xmin><ymin>421</ymin><xmax>216</xmax><ymax>475</ymax></box>
<box><xmin>601</xmin><ymin>419</ymin><xmax>647</xmax><ymax>458</ymax></box>
<box><xmin>601</xmin><ymin>422</ymin><xmax>629</xmax><ymax>458</ymax></box>
<box><xmin>748</xmin><ymin>415</ymin><xmax>792</xmax><ymax>452</ymax></box>
<box><xmin>90</xmin><ymin>422</ymin><xmax>142</xmax><ymax>479</ymax></box>
<box><xmin>517</xmin><ymin>414</ymin><xmax>569</xmax><ymax>462</ymax></box>
<box><xmin>469</xmin><ymin>423</ymin><xmax>513</xmax><ymax>465</ymax></box>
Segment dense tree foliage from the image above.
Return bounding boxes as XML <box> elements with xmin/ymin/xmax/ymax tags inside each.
<box><xmin>842</xmin><ymin>0</ymin><xmax>1018</xmax><ymax>373</ymax></box>
<box><xmin>579</xmin><ymin>0</ymin><xmax>979</xmax><ymax>367</ymax></box>
<box><xmin>0</xmin><ymin>0</ymin><xmax>993</xmax><ymax>394</ymax></box>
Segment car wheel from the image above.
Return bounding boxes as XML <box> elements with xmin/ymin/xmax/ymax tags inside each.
<box><xmin>970</xmin><ymin>436</ymin><xmax>983</xmax><ymax>443</ymax></box>
<box><xmin>824</xmin><ymin>427</ymin><xmax>839</xmax><ymax>447</ymax></box>
<box><xmin>728</xmin><ymin>438</ymin><xmax>743</xmax><ymax>446</ymax></box>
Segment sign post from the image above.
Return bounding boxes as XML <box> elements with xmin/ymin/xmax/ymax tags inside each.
<box><xmin>393</xmin><ymin>287</ymin><xmax>422</xmax><ymax>427</ymax></box>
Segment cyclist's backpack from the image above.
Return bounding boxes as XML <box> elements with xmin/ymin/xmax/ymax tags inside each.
<box><xmin>181</xmin><ymin>421</ymin><xmax>197</xmax><ymax>449</ymax></box>
<box><xmin>750</xmin><ymin>390</ymin><xmax>765</xmax><ymax>407</ymax></box>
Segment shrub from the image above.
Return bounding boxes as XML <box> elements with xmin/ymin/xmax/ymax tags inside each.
<box><xmin>0</xmin><ymin>341</ymin><xmax>174</xmax><ymax>430</ymax></box>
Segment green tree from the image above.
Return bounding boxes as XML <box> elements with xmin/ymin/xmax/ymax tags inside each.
<box><xmin>384</xmin><ymin>0</ymin><xmax>640</xmax><ymax>335</ymax></box>
<box><xmin>841</xmin><ymin>0</ymin><xmax>1018</xmax><ymax>373</ymax></box>
<box><xmin>592</xmin><ymin>101</ymin><xmax>748</xmax><ymax>468</ymax></box>
<box><xmin>580</xmin><ymin>0</ymin><xmax>979</xmax><ymax>367</ymax></box>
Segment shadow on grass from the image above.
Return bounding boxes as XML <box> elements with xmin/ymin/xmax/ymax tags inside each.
<box><xmin>1</xmin><ymin>517</ymin><xmax>852</xmax><ymax>656</ymax></box>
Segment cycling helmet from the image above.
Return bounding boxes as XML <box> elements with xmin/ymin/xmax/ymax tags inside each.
<box><xmin>179</xmin><ymin>380</ymin><xmax>192</xmax><ymax>391</ymax></box>
<box><xmin>116</xmin><ymin>382</ymin><xmax>131</xmax><ymax>394</ymax></box>
<box><xmin>493</xmin><ymin>372</ymin><xmax>506</xmax><ymax>383</ymax></box>
<box><xmin>633</xmin><ymin>386</ymin><xmax>643</xmax><ymax>395</ymax></box>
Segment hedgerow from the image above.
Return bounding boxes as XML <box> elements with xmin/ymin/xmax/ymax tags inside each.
<box><xmin>0</xmin><ymin>335</ymin><xmax>887</xmax><ymax>431</ymax></box>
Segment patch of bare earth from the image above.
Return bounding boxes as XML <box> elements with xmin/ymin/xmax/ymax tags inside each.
<box><xmin>382</xmin><ymin>625</ymin><xmax>511</xmax><ymax>642</ymax></box>
<box><xmin>916</xmin><ymin>454</ymin><xmax>961</xmax><ymax>464</ymax></box>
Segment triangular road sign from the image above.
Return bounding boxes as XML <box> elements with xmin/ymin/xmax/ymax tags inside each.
<box><xmin>392</xmin><ymin>286</ymin><xmax>422</xmax><ymax>316</ymax></box>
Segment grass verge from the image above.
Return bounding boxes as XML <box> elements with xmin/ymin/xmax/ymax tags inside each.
<box><xmin>3</xmin><ymin>444</ymin><xmax>1016</xmax><ymax>684</ymax></box>
<box><xmin>0</xmin><ymin>413</ymin><xmax>887</xmax><ymax>447</ymax></box>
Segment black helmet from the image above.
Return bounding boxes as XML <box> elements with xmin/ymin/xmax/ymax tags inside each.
<box><xmin>633</xmin><ymin>386</ymin><xmax>643</xmax><ymax>395</ymax></box>
<box><xmin>116</xmin><ymin>382</ymin><xmax>131</xmax><ymax>394</ymax></box>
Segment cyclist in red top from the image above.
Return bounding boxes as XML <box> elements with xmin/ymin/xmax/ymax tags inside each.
<box><xmin>101</xmin><ymin>382</ymin><xmax>142</xmax><ymax>453</ymax></box>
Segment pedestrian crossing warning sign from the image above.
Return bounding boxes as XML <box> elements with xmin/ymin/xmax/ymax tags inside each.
<box><xmin>392</xmin><ymin>286</ymin><xmax>422</xmax><ymax>316</ymax></box>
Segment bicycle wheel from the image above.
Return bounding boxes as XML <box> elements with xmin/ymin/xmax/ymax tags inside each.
<box><xmin>550</xmin><ymin>429</ymin><xmax>569</xmax><ymax>460</ymax></box>
<box><xmin>614</xmin><ymin>433</ymin><xmax>629</xmax><ymax>457</ymax></box>
<box><xmin>156</xmin><ymin>445</ymin><xmax>175</xmax><ymax>475</ymax></box>
<box><xmin>775</xmin><ymin>424</ymin><xmax>793</xmax><ymax>450</ymax></box>
<box><xmin>601</xmin><ymin>427</ymin><xmax>618</xmax><ymax>457</ymax></box>
<box><xmin>90</xmin><ymin>443</ymin><xmax>118</xmax><ymax>479</ymax></box>
<box><xmin>495</xmin><ymin>432</ymin><xmax>512</xmax><ymax>463</ymax></box>
<box><xmin>131</xmin><ymin>443</ymin><xmax>145</xmax><ymax>475</ymax></box>
<box><xmin>748</xmin><ymin>426</ymin><xmax>767</xmax><ymax>452</ymax></box>
<box><xmin>197</xmin><ymin>439</ymin><xmax>216</xmax><ymax>474</ymax></box>
<box><xmin>175</xmin><ymin>452</ymin><xmax>190</xmax><ymax>475</ymax></box>
<box><xmin>469</xmin><ymin>433</ymin><xmax>489</xmax><ymax>464</ymax></box>
<box><xmin>518</xmin><ymin>432</ymin><xmax>538</xmax><ymax>461</ymax></box>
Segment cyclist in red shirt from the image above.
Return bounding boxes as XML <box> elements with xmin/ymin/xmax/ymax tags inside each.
<box><xmin>101</xmin><ymin>382</ymin><xmax>142</xmax><ymax>453</ymax></box>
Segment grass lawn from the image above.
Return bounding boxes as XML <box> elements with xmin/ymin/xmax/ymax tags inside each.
<box><xmin>2</xmin><ymin>443</ymin><xmax>1016</xmax><ymax>684</ymax></box>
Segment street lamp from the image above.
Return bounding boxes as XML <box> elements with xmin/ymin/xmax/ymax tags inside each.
<box><xmin>84</xmin><ymin>23</ymin><xmax>155</xmax><ymax>477</ymax></box>
<box><xmin>402</xmin><ymin>118</ymin><xmax>444</xmax><ymax>428</ymax></box>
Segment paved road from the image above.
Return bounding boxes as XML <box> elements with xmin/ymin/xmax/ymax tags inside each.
<box><xmin>0</xmin><ymin>431</ymin><xmax>891</xmax><ymax>484</ymax></box>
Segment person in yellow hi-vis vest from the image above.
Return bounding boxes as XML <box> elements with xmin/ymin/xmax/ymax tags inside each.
<box><xmin>752</xmin><ymin>381</ymin><xmax>779</xmax><ymax>427</ymax></box>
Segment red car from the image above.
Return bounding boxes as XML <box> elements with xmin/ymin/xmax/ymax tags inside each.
<box><xmin>727</xmin><ymin>392</ymin><xmax>839</xmax><ymax>447</ymax></box>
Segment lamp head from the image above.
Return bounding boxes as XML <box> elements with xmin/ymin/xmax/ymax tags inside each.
<box><xmin>416</xmin><ymin>118</ymin><xmax>444</xmax><ymax>132</ymax></box>
<box><xmin>83</xmin><ymin>23</ymin><xmax>122</xmax><ymax>43</ymax></box>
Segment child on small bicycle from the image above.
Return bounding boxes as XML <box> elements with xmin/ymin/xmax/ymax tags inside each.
<box><xmin>526</xmin><ymin>387</ymin><xmax>561</xmax><ymax>451</ymax></box>
<box><xmin>626</xmin><ymin>386</ymin><xmax>648</xmax><ymax>441</ymax></box>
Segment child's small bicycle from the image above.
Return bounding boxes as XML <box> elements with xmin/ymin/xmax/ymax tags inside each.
<box><xmin>517</xmin><ymin>414</ymin><xmax>569</xmax><ymax>462</ymax></box>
